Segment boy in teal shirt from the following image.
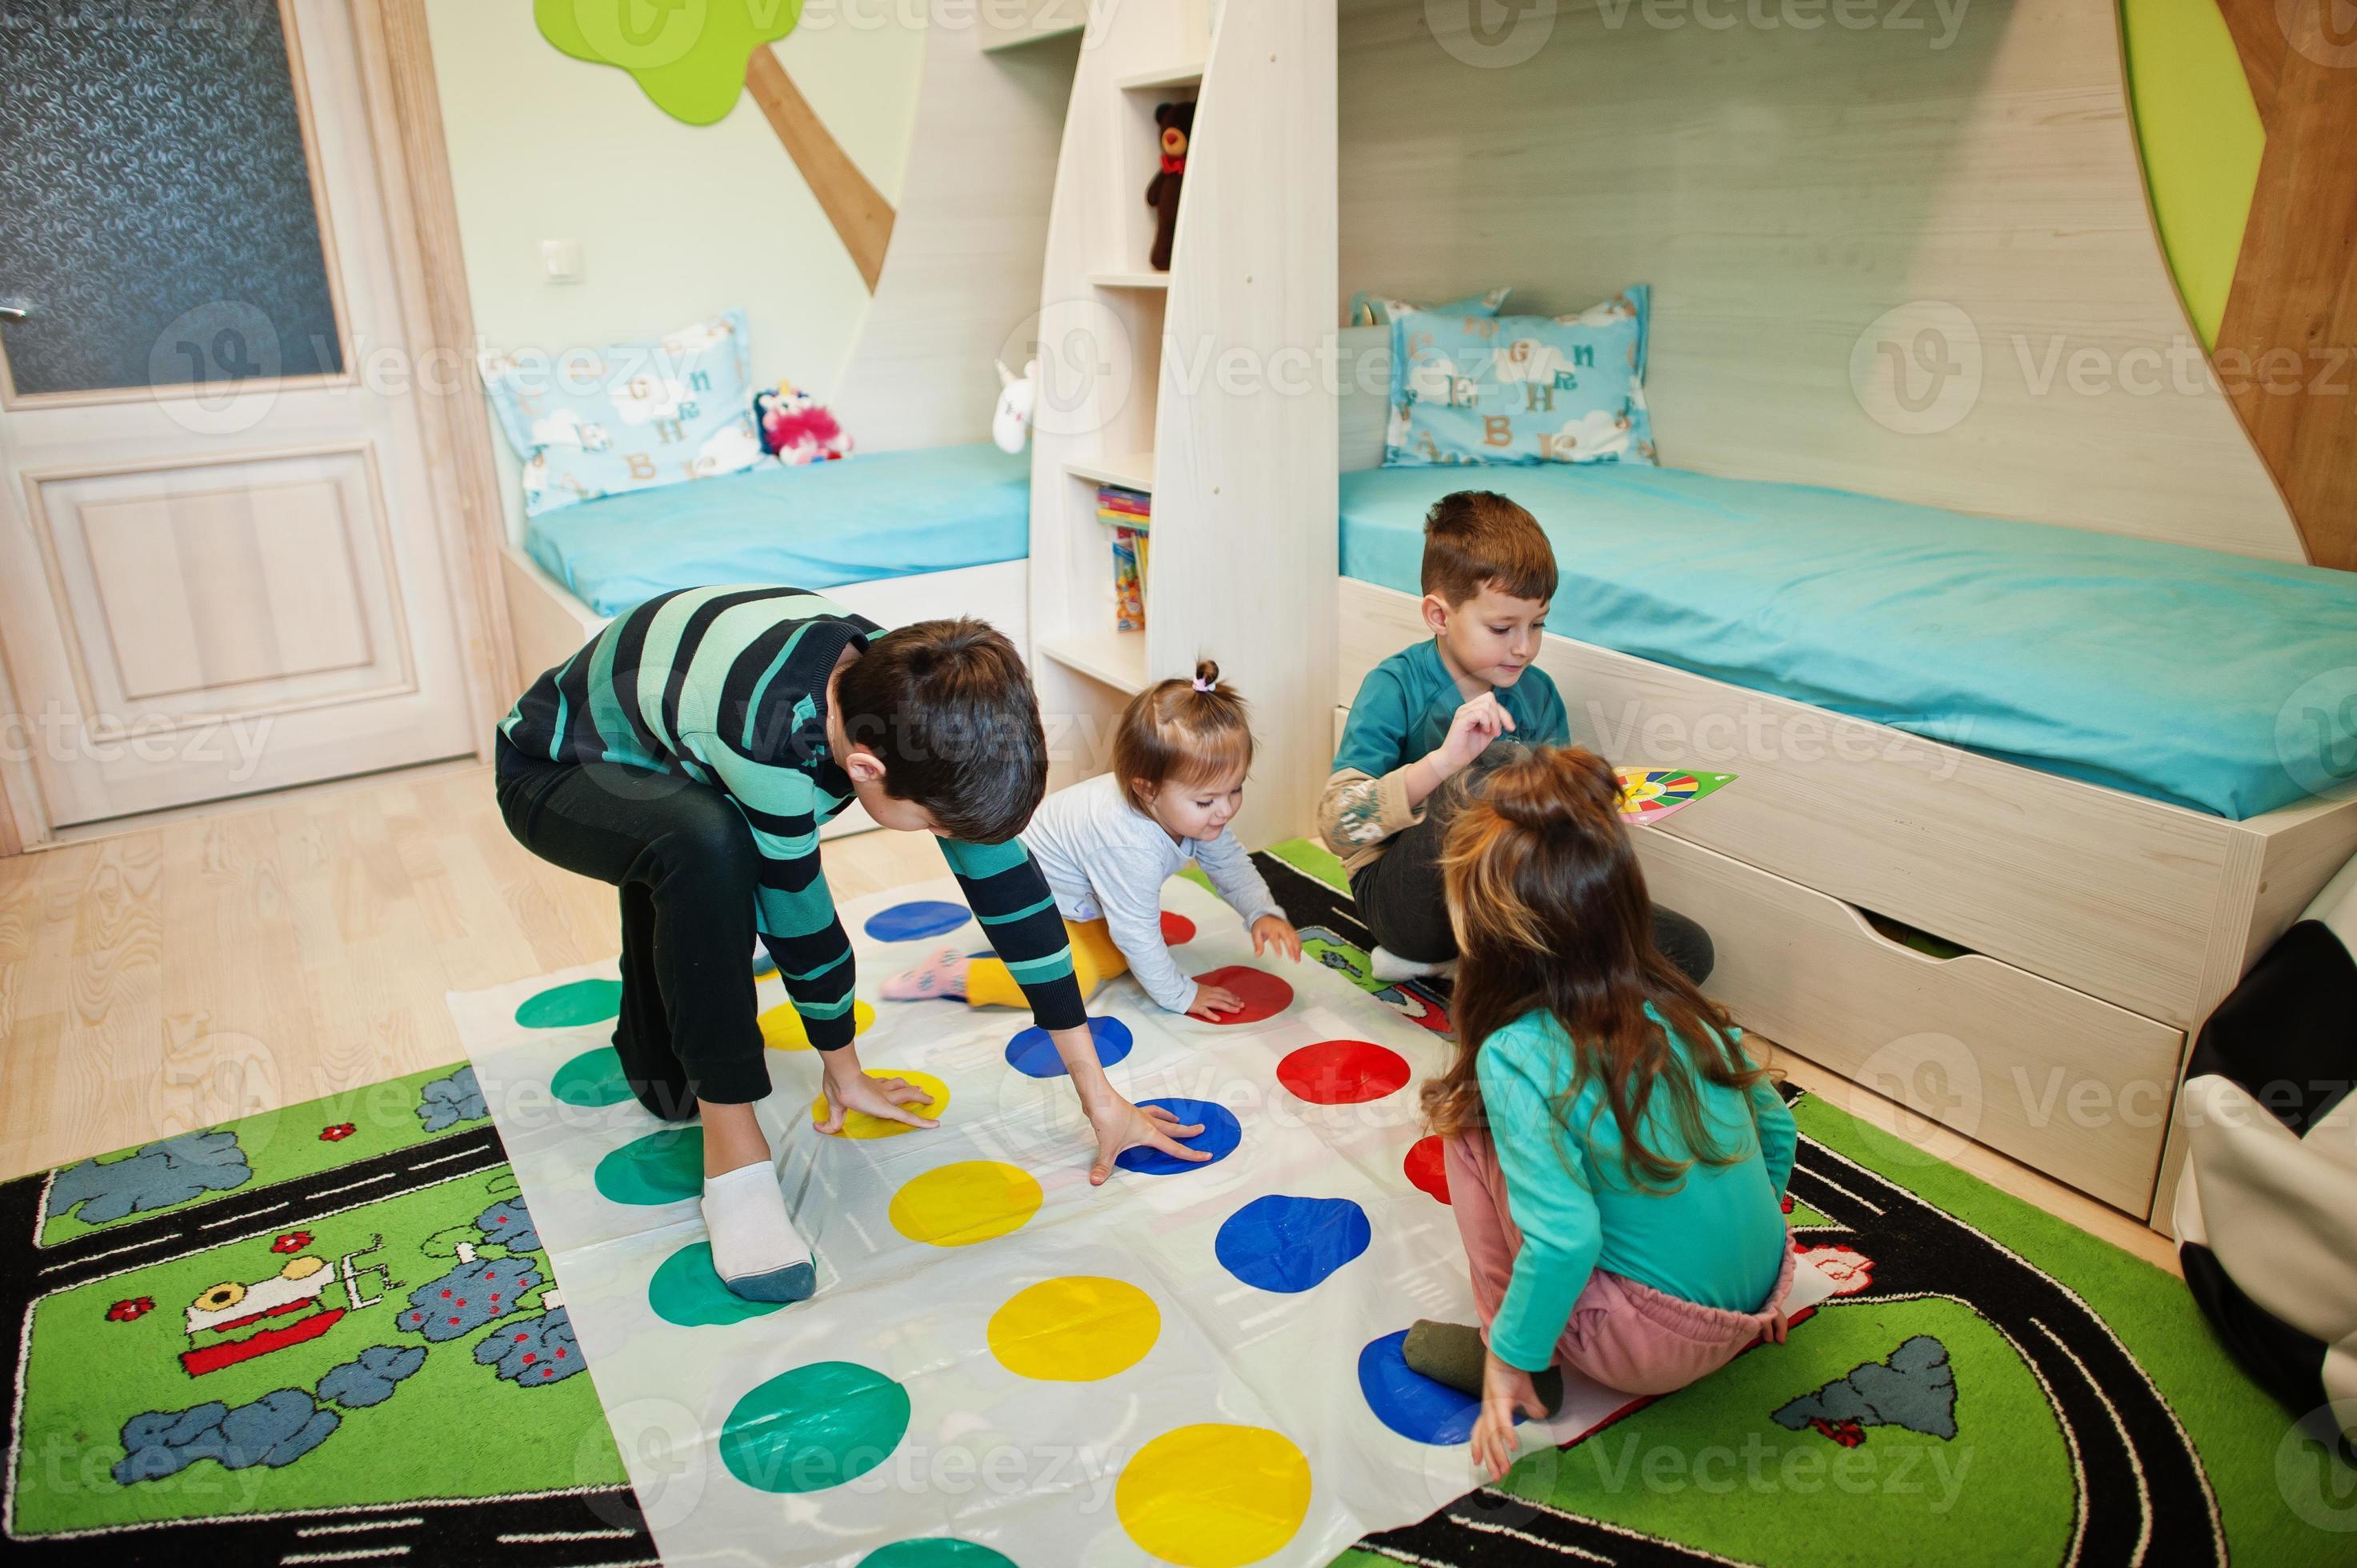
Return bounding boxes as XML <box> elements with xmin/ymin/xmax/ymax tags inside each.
<box><xmin>1318</xmin><ymin>491</ymin><xmax>1713</xmax><ymax>982</ymax></box>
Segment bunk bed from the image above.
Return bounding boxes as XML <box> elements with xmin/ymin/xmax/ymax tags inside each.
<box><xmin>1318</xmin><ymin>0</ymin><xmax>2357</xmax><ymax>1227</ymax></box>
<box><xmin>1007</xmin><ymin>0</ymin><xmax>2357</xmax><ymax>1225</ymax></box>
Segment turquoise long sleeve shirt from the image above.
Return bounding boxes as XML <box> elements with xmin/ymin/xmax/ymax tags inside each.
<box><xmin>1476</xmin><ymin>1005</ymin><xmax>1794</xmax><ymax>1373</ymax></box>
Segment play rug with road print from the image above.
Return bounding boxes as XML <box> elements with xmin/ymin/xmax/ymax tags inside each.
<box><xmin>1255</xmin><ymin>838</ymin><xmax>2357</xmax><ymax>1568</ymax></box>
<box><xmin>4</xmin><ymin>841</ymin><xmax>2348</xmax><ymax>1567</ymax></box>
<box><xmin>0</xmin><ymin>1062</ymin><xmax>650</xmax><ymax>1565</ymax></box>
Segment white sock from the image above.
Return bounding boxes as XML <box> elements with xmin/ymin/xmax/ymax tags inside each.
<box><xmin>700</xmin><ymin>1162</ymin><xmax>817</xmax><ymax>1303</ymax></box>
<box><xmin>1371</xmin><ymin>946</ymin><xmax>1457</xmax><ymax>982</ymax></box>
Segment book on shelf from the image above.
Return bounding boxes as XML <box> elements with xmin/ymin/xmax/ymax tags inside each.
<box><xmin>1099</xmin><ymin>484</ymin><xmax>1150</xmax><ymax>631</ymax></box>
<box><xmin>1096</xmin><ymin>483</ymin><xmax>1150</xmax><ymax>527</ymax></box>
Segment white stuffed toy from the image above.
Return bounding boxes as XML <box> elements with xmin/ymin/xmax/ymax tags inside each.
<box><xmin>993</xmin><ymin>358</ymin><xmax>1038</xmax><ymax>454</ymax></box>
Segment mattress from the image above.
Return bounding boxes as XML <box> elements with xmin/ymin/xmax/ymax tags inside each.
<box><xmin>526</xmin><ymin>443</ymin><xmax>1029</xmax><ymax>618</ymax></box>
<box><xmin>1339</xmin><ymin>464</ymin><xmax>2357</xmax><ymax>820</ymax></box>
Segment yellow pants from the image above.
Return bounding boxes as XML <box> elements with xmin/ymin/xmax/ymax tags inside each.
<box><xmin>967</xmin><ymin>918</ymin><xmax>1127</xmax><ymax>1009</ymax></box>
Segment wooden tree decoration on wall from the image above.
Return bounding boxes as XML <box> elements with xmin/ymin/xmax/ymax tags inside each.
<box><xmin>533</xmin><ymin>0</ymin><xmax>897</xmax><ymax>291</ymax></box>
<box><xmin>2208</xmin><ymin>0</ymin><xmax>2357</xmax><ymax>570</ymax></box>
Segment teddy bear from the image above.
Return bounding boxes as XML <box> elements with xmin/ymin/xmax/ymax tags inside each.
<box><xmin>1146</xmin><ymin>100</ymin><xmax>1195</xmax><ymax>272</ymax></box>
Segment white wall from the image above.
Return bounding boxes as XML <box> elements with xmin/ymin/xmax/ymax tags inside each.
<box><xmin>424</xmin><ymin>0</ymin><xmax>927</xmax><ymax>542</ymax></box>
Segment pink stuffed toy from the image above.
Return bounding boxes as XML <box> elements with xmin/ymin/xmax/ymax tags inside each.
<box><xmin>755</xmin><ymin>381</ymin><xmax>852</xmax><ymax>466</ymax></box>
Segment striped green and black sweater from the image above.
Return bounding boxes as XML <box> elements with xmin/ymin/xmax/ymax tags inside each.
<box><xmin>498</xmin><ymin>586</ymin><xmax>1084</xmax><ymax>1050</ymax></box>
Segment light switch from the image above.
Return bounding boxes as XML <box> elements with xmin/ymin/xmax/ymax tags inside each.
<box><xmin>541</xmin><ymin>239</ymin><xmax>585</xmax><ymax>283</ymax></box>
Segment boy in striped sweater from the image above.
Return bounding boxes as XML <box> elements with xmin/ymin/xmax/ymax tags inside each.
<box><xmin>496</xmin><ymin>588</ymin><xmax>1207</xmax><ymax>1301</ymax></box>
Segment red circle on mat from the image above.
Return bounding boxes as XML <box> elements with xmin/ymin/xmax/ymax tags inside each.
<box><xmin>1191</xmin><ymin>965</ymin><xmax>1293</xmax><ymax>1024</ymax></box>
<box><xmin>1279</xmin><ymin>1040</ymin><xmax>1412</xmax><ymax>1105</ymax></box>
<box><xmin>1160</xmin><ymin>910</ymin><xmax>1198</xmax><ymax>946</ymax></box>
<box><xmin>1403</xmin><ymin>1135</ymin><xmax>1451</xmax><ymax>1205</ymax></box>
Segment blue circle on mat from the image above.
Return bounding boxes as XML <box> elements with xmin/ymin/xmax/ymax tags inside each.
<box><xmin>1215</xmin><ymin>1194</ymin><xmax>1371</xmax><ymax>1293</ymax></box>
<box><xmin>1006</xmin><ymin>1015</ymin><xmax>1134</xmax><ymax>1079</ymax></box>
<box><xmin>1113</xmin><ymin>1098</ymin><xmax>1241</xmax><ymax>1175</ymax></box>
<box><xmin>1358</xmin><ymin>1330</ymin><xmax>1526</xmax><ymax>1444</ymax></box>
<box><xmin>864</xmin><ymin>901</ymin><xmax>971</xmax><ymax>942</ymax></box>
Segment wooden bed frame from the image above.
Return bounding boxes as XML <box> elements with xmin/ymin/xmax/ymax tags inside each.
<box><xmin>1316</xmin><ymin>0</ymin><xmax>2355</xmax><ymax>1231</ymax></box>
<box><xmin>1334</xmin><ymin>339</ymin><xmax>2357</xmax><ymax>1226</ymax></box>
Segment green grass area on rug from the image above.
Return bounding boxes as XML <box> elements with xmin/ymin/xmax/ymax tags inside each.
<box><xmin>1320</xmin><ymin>1065</ymin><xmax>2357</xmax><ymax>1567</ymax></box>
<box><xmin>5</xmin><ymin>1066</ymin><xmax>642</xmax><ymax>1562</ymax></box>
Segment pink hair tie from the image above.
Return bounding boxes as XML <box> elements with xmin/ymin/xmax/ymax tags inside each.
<box><xmin>1191</xmin><ymin>675</ymin><xmax>1215</xmax><ymax>692</ymax></box>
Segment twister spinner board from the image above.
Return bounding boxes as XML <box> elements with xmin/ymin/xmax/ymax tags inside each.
<box><xmin>1616</xmin><ymin>766</ymin><xmax>1735</xmax><ymax>826</ymax></box>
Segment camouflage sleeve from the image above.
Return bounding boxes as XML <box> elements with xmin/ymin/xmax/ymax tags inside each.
<box><xmin>1317</xmin><ymin>765</ymin><xmax>1422</xmax><ymax>852</ymax></box>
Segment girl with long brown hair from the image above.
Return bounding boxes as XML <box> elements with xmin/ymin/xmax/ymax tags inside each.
<box><xmin>1411</xmin><ymin>746</ymin><xmax>1796</xmax><ymax>1478</ymax></box>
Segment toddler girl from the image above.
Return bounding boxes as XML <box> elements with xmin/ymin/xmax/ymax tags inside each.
<box><xmin>1411</xmin><ymin>746</ymin><xmax>1794</xmax><ymax>1479</ymax></box>
<box><xmin>885</xmin><ymin>662</ymin><xmax>1301</xmax><ymax>1019</ymax></box>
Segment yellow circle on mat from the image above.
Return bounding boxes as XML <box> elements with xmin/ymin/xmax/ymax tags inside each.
<box><xmin>808</xmin><ymin>1069</ymin><xmax>950</xmax><ymax>1139</ymax></box>
<box><xmin>888</xmin><ymin>1160</ymin><xmax>1042</xmax><ymax>1247</ymax></box>
<box><xmin>760</xmin><ymin>998</ymin><xmax>874</xmax><ymax>1052</ymax></box>
<box><xmin>1116</xmin><ymin>1423</ymin><xmax>1312</xmax><ymax>1568</ymax></box>
<box><xmin>987</xmin><ymin>1275</ymin><xmax>1159</xmax><ymax>1382</ymax></box>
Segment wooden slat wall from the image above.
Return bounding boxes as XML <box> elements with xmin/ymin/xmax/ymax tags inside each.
<box><xmin>1337</xmin><ymin>0</ymin><xmax>2307</xmax><ymax>562</ymax></box>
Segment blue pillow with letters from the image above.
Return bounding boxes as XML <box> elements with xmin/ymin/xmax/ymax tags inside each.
<box><xmin>478</xmin><ymin>309</ymin><xmax>766</xmax><ymax>517</ymax></box>
<box><xmin>1383</xmin><ymin>286</ymin><xmax>1656</xmax><ymax>468</ymax></box>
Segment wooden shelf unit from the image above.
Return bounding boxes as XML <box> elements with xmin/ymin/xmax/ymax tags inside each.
<box><xmin>1024</xmin><ymin>0</ymin><xmax>1336</xmax><ymax>846</ymax></box>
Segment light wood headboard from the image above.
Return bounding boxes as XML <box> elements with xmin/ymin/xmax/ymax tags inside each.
<box><xmin>1338</xmin><ymin>0</ymin><xmax>2304</xmax><ymax>562</ymax></box>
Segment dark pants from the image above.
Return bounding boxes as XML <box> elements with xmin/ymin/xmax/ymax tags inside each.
<box><xmin>495</xmin><ymin>744</ymin><xmax>773</xmax><ymax>1118</ymax></box>
<box><xmin>1349</xmin><ymin>767</ymin><xmax>1717</xmax><ymax>986</ymax></box>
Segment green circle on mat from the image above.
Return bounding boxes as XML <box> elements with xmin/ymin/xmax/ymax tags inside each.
<box><xmin>720</xmin><ymin>1361</ymin><xmax>910</xmax><ymax>1494</ymax></box>
<box><xmin>648</xmin><ymin>1241</ymin><xmax>786</xmax><ymax>1326</ymax></box>
<box><xmin>594</xmin><ymin>1128</ymin><xmax>704</xmax><ymax>1205</ymax></box>
<box><xmin>858</xmin><ymin>1542</ymin><xmax>1018</xmax><ymax>1568</ymax></box>
<box><xmin>515</xmin><ymin>978</ymin><xmax>623</xmax><ymax>1028</ymax></box>
<box><xmin>551</xmin><ymin>1046</ymin><xmax>633</xmax><ymax>1107</ymax></box>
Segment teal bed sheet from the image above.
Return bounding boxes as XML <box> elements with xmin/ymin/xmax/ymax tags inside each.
<box><xmin>526</xmin><ymin>443</ymin><xmax>1029</xmax><ymax>618</ymax></box>
<box><xmin>1338</xmin><ymin>464</ymin><xmax>2357</xmax><ymax>820</ymax></box>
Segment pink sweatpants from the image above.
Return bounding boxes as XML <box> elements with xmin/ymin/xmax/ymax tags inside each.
<box><xmin>1443</xmin><ymin>1128</ymin><xmax>1796</xmax><ymax>1397</ymax></box>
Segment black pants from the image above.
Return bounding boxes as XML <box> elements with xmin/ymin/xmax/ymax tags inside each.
<box><xmin>1348</xmin><ymin>766</ymin><xmax>1717</xmax><ymax>986</ymax></box>
<box><xmin>495</xmin><ymin>744</ymin><xmax>773</xmax><ymax>1118</ymax></box>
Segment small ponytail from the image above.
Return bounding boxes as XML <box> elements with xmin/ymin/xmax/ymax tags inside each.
<box><xmin>1111</xmin><ymin>657</ymin><xmax>1256</xmax><ymax>809</ymax></box>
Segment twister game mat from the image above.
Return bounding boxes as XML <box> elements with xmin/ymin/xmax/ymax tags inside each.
<box><xmin>2</xmin><ymin>1065</ymin><xmax>645</xmax><ymax>1563</ymax></box>
<box><xmin>453</xmin><ymin>873</ymin><xmax>1839</xmax><ymax>1567</ymax></box>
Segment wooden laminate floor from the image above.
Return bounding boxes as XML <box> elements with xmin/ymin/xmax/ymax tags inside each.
<box><xmin>0</xmin><ymin>763</ymin><xmax>2177</xmax><ymax>1274</ymax></box>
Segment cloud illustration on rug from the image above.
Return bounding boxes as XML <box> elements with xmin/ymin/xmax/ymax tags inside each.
<box><xmin>417</xmin><ymin>1066</ymin><xmax>487</xmax><ymax>1133</ymax></box>
<box><xmin>113</xmin><ymin>1390</ymin><xmax>339</xmax><ymax>1484</ymax></box>
<box><xmin>46</xmin><ymin>1129</ymin><xmax>251</xmax><ymax>1226</ymax></box>
<box><xmin>1773</xmin><ymin>1334</ymin><xmax>1958</xmax><ymax>1445</ymax></box>
<box><xmin>478</xmin><ymin>1306</ymin><xmax>586</xmax><ymax>1387</ymax></box>
<box><xmin>318</xmin><ymin>1345</ymin><xmax>427</xmax><ymax>1410</ymax></box>
<box><xmin>400</xmin><ymin>1252</ymin><xmax>541</xmax><ymax>1342</ymax></box>
<box><xmin>476</xmin><ymin>1194</ymin><xmax>541</xmax><ymax>1253</ymax></box>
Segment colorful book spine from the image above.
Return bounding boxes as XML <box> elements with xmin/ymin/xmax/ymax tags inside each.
<box><xmin>1111</xmin><ymin>527</ymin><xmax>1146</xmax><ymax>631</ymax></box>
<box><xmin>1099</xmin><ymin>485</ymin><xmax>1150</xmax><ymax>631</ymax></box>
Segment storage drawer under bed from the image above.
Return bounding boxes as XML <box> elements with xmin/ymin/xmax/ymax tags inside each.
<box><xmin>1631</xmin><ymin>827</ymin><xmax>2187</xmax><ymax>1215</ymax></box>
